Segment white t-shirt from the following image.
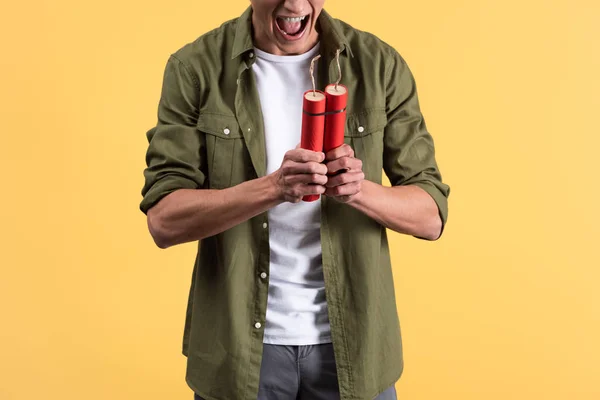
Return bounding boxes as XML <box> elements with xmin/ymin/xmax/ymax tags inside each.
<box><xmin>251</xmin><ymin>43</ymin><xmax>332</xmax><ymax>345</ymax></box>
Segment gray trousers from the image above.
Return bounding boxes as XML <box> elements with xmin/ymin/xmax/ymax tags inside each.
<box><xmin>193</xmin><ymin>343</ymin><xmax>397</xmax><ymax>400</ymax></box>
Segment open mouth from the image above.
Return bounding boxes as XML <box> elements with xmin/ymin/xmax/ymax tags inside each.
<box><xmin>274</xmin><ymin>14</ymin><xmax>310</xmax><ymax>41</ymax></box>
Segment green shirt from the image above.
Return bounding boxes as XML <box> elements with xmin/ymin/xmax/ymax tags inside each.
<box><xmin>140</xmin><ymin>6</ymin><xmax>450</xmax><ymax>400</ymax></box>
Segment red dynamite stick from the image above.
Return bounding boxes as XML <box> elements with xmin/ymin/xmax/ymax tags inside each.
<box><xmin>300</xmin><ymin>90</ymin><xmax>326</xmax><ymax>202</ymax></box>
<box><xmin>324</xmin><ymin>84</ymin><xmax>348</xmax><ymax>176</ymax></box>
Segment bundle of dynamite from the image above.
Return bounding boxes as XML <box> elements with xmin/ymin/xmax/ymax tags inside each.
<box><xmin>300</xmin><ymin>51</ymin><xmax>348</xmax><ymax>202</ymax></box>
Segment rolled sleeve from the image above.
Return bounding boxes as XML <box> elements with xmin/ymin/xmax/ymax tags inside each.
<box><xmin>382</xmin><ymin>48</ymin><xmax>450</xmax><ymax>236</ymax></box>
<box><xmin>140</xmin><ymin>55</ymin><xmax>207</xmax><ymax>215</ymax></box>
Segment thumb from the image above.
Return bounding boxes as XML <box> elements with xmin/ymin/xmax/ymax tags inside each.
<box><xmin>295</xmin><ymin>142</ymin><xmax>301</xmax><ymax>149</ymax></box>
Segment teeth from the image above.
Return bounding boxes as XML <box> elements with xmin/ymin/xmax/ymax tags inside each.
<box><xmin>280</xmin><ymin>15</ymin><xmax>306</xmax><ymax>22</ymax></box>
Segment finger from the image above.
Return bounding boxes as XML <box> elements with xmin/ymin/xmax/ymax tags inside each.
<box><xmin>325</xmin><ymin>181</ymin><xmax>362</xmax><ymax>197</ymax></box>
<box><xmin>324</xmin><ymin>143</ymin><xmax>354</xmax><ymax>162</ymax></box>
<box><xmin>288</xmin><ymin>184</ymin><xmax>326</xmax><ymax>201</ymax></box>
<box><xmin>326</xmin><ymin>157</ymin><xmax>362</xmax><ymax>174</ymax></box>
<box><xmin>282</xmin><ymin>160</ymin><xmax>328</xmax><ymax>176</ymax></box>
<box><xmin>286</xmin><ymin>148</ymin><xmax>325</xmax><ymax>164</ymax></box>
<box><xmin>302</xmin><ymin>184</ymin><xmax>327</xmax><ymax>196</ymax></box>
<box><xmin>285</xmin><ymin>172</ymin><xmax>328</xmax><ymax>186</ymax></box>
<box><xmin>325</xmin><ymin>171</ymin><xmax>365</xmax><ymax>188</ymax></box>
<box><xmin>295</xmin><ymin>142</ymin><xmax>301</xmax><ymax>149</ymax></box>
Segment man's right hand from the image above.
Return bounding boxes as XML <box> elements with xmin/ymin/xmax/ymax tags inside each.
<box><xmin>272</xmin><ymin>143</ymin><xmax>328</xmax><ymax>203</ymax></box>
<box><xmin>147</xmin><ymin>144</ymin><xmax>328</xmax><ymax>248</ymax></box>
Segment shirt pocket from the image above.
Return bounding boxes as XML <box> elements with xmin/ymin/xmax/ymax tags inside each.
<box><xmin>197</xmin><ymin>113</ymin><xmax>249</xmax><ymax>189</ymax></box>
<box><xmin>344</xmin><ymin>108</ymin><xmax>387</xmax><ymax>184</ymax></box>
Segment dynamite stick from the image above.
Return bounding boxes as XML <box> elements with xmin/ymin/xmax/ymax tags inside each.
<box><xmin>323</xmin><ymin>84</ymin><xmax>348</xmax><ymax>153</ymax></box>
<box><xmin>300</xmin><ymin>55</ymin><xmax>326</xmax><ymax>202</ymax></box>
<box><xmin>324</xmin><ymin>49</ymin><xmax>348</xmax><ymax>176</ymax></box>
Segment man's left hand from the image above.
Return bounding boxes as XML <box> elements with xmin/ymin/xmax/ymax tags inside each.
<box><xmin>323</xmin><ymin>144</ymin><xmax>365</xmax><ymax>203</ymax></box>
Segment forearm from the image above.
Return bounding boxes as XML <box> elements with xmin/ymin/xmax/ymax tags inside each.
<box><xmin>347</xmin><ymin>180</ymin><xmax>442</xmax><ymax>240</ymax></box>
<box><xmin>147</xmin><ymin>174</ymin><xmax>282</xmax><ymax>248</ymax></box>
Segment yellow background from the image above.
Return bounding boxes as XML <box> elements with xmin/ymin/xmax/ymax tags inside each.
<box><xmin>1</xmin><ymin>0</ymin><xmax>599</xmax><ymax>399</ymax></box>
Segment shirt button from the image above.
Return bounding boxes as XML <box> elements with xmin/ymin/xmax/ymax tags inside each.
<box><xmin>254</xmin><ymin>322</ymin><xmax>262</xmax><ymax>329</ymax></box>
<box><xmin>249</xmin><ymin>52</ymin><xmax>254</xmax><ymax>58</ymax></box>
<box><xmin>358</xmin><ymin>126</ymin><xmax>365</xmax><ymax>133</ymax></box>
<box><xmin>224</xmin><ymin>128</ymin><xmax>230</xmax><ymax>135</ymax></box>
<box><xmin>260</xmin><ymin>272</ymin><xmax>267</xmax><ymax>279</ymax></box>
<box><xmin>262</xmin><ymin>222</ymin><xmax>268</xmax><ymax>229</ymax></box>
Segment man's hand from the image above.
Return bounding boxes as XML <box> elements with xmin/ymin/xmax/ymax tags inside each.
<box><xmin>323</xmin><ymin>144</ymin><xmax>365</xmax><ymax>203</ymax></box>
<box><xmin>272</xmin><ymin>143</ymin><xmax>328</xmax><ymax>203</ymax></box>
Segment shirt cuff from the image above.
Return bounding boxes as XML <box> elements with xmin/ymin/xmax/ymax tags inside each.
<box><xmin>410</xmin><ymin>181</ymin><xmax>449</xmax><ymax>239</ymax></box>
<box><xmin>140</xmin><ymin>175</ymin><xmax>200</xmax><ymax>215</ymax></box>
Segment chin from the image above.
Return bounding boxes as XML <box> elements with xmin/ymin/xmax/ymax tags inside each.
<box><xmin>279</xmin><ymin>41</ymin><xmax>310</xmax><ymax>54</ymax></box>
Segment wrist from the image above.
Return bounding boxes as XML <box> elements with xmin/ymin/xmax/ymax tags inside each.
<box><xmin>261</xmin><ymin>172</ymin><xmax>285</xmax><ymax>205</ymax></box>
<box><xmin>344</xmin><ymin>180</ymin><xmax>371</xmax><ymax>208</ymax></box>
<box><xmin>346</xmin><ymin>190</ymin><xmax>364</xmax><ymax>207</ymax></box>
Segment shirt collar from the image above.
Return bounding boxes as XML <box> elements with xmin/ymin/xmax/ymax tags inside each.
<box><xmin>231</xmin><ymin>6</ymin><xmax>353</xmax><ymax>60</ymax></box>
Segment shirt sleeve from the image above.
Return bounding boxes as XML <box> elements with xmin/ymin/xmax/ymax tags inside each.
<box><xmin>139</xmin><ymin>55</ymin><xmax>207</xmax><ymax>215</ymax></box>
<box><xmin>382</xmin><ymin>48</ymin><xmax>451</xmax><ymax>237</ymax></box>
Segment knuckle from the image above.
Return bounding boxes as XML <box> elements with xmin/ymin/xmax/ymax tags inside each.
<box><xmin>310</xmin><ymin>162</ymin><xmax>322</xmax><ymax>174</ymax></box>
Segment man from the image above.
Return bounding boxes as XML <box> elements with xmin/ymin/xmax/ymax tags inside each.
<box><xmin>140</xmin><ymin>0</ymin><xmax>450</xmax><ymax>399</ymax></box>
